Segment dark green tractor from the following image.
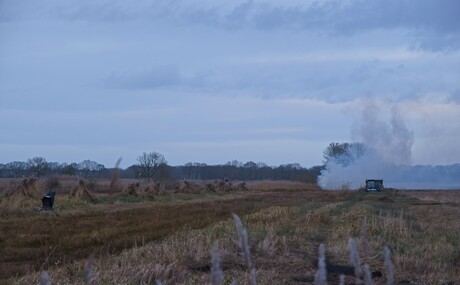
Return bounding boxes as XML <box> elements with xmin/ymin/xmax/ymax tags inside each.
<box><xmin>365</xmin><ymin>179</ymin><xmax>384</xmax><ymax>192</ymax></box>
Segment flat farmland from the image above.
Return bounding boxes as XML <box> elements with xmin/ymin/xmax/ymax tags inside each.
<box><xmin>1</xmin><ymin>180</ymin><xmax>459</xmax><ymax>284</ymax></box>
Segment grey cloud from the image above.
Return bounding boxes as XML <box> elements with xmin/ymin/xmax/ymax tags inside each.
<box><xmin>102</xmin><ymin>56</ymin><xmax>457</xmax><ymax>102</ymax></box>
<box><xmin>104</xmin><ymin>66</ymin><xmax>206</xmax><ymax>90</ymax></box>
<box><xmin>223</xmin><ymin>0</ymin><xmax>460</xmax><ymax>51</ymax></box>
<box><xmin>411</xmin><ymin>30</ymin><xmax>460</xmax><ymax>52</ymax></box>
<box><xmin>452</xmin><ymin>90</ymin><xmax>460</xmax><ymax>103</ymax></box>
<box><xmin>2</xmin><ymin>0</ymin><xmax>459</xmax><ymax>50</ymax></box>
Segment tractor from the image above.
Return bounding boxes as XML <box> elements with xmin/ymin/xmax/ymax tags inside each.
<box><xmin>365</xmin><ymin>179</ymin><xmax>384</xmax><ymax>192</ymax></box>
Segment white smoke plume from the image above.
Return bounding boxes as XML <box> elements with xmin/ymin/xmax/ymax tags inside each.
<box><xmin>318</xmin><ymin>101</ymin><xmax>460</xmax><ymax>190</ymax></box>
<box><xmin>354</xmin><ymin>101</ymin><xmax>413</xmax><ymax>165</ymax></box>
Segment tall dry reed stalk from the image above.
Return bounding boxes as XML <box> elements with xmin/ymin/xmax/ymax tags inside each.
<box><xmin>210</xmin><ymin>243</ymin><xmax>223</xmax><ymax>285</ymax></box>
<box><xmin>40</xmin><ymin>271</ymin><xmax>51</xmax><ymax>285</ymax></box>
<box><xmin>85</xmin><ymin>253</ymin><xmax>95</xmax><ymax>285</ymax></box>
<box><xmin>314</xmin><ymin>244</ymin><xmax>327</xmax><ymax>285</ymax></box>
<box><xmin>108</xmin><ymin>158</ymin><xmax>122</xmax><ymax>196</ymax></box>
<box><xmin>339</xmin><ymin>274</ymin><xmax>345</xmax><ymax>285</ymax></box>
<box><xmin>232</xmin><ymin>213</ymin><xmax>256</xmax><ymax>285</ymax></box>
<box><xmin>363</xmin><ymin>264</ymin><xmax>374</xmax><ymax>285</ymax></box>
<box><xmin>360</xmin><ymin>215</ymin><xmax>369</xmax><ymax>260</ymax></box>
<box><xmin>348</xmin><ymin>237</ymin><xmax>363</xmax><ymax>283</ymax></box>
<box><xmin>384</xmin><ymin>246</ymin><xmax>394</xmax><ymax>285</ymax></box>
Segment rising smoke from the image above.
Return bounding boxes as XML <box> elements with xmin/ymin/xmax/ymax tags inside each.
<box><xmin>355</xmin><ymin>101</ymin><xmax>413</xmax><ymax>165</ymax></box>
<box><xmin>318</xmin><ymin>101</ymin><xmax>460</xmax><ymax>190</ymax></box>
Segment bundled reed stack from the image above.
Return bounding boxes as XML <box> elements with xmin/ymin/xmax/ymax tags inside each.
<box><xmin>71</xmin><ymin>180</ymin><xmax>95</xmax><ymax>200</ymax></box>
<box><xmin>217</xmin><ymin>179</ymin><xmax>248</xmax><ymax>192</ymax></box>
<box><xmin>177</xmin><ymin>179</ymin><xmax>250</xmax><ymax>193</ymax></box>
<box><xmin>125</xmin><ymin>182</ymin><xmax>159</xmax><ymax>197</ymax></box>
<box><xmin>205</xmin><ymin>182</ymin><xmax>216</xmax><ymax>192</ymax></box>
<box><xmin>8</xmin><ymin>178</ymin><xmax>42</xmax><ymax>199</ymax></box>
<box><xmin>153</xmin><ymin>182</ymin><xmax>166</xmax><ymax>194</ymax></box>
<box><xmin>175</xmin><ymin>180</ymin><xmax>201</xmax><ymax>193</ymax></box>
<box><xmin>217</xmin><ymin>180</ymin><xmax>232</xmax><ymax>192</ymax></box>
<box><xmin>126</xmin><ymin>182</ymin><xmax>142</xmax><ymax>196</ymax></box>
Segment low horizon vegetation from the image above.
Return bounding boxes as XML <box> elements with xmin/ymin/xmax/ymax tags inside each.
<box><xmin>0</xmin><ymin>154</ymin><xmax>322</xmax><ymax>184</ymax></box>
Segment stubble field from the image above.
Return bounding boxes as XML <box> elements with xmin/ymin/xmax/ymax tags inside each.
<box><xmin>0</xmin><ymin>178</ymin><xmax>459</xmax><ymax>284</ymax></box>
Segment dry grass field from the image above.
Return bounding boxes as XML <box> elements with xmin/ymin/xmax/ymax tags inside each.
<box><xmin>0</xmin><ymin>178</ymin><xmax>459</xmax><ymax>284</ymax></box>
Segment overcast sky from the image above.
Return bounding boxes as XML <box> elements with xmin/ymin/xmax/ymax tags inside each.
<box><xmin>1</xmin><ymin>0</ymin><xmax>459</xmax><ymax>168</ymax></box>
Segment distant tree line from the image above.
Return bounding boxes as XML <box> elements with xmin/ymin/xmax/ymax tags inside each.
<box><xmin>0</xmin><ymin>144</ymin><xmax>375</xmax><ymax>182</ymax></box>
<box><xmin>167</xmin><ymin>161</ymin><xmax>322</xmax><ymax>182</ymax></box>
<box><xmin>0</xmin><ymin>158</ymin><xmax>107</xmax><ymax>178</ymax></box>
<box><xmin>3</xmin><ymin>144</ymin><xmax>460</xmax><ymax>184</ymax></box>
<box><xmin>0</xmin><ymin>155</ymin><xmax>322</xmax><ymax>183</ymax></box>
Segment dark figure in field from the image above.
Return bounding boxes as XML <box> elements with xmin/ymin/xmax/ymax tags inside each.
<box><xmin>42</xmin><ymin>191</ymin><xmax>56</xmax><ymax>209</ymax></box>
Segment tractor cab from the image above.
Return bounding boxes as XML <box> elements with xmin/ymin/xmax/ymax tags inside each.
<box><xmin>365</xmin><ymin>179</ymin><xmax>384</xmax><ymax>192</ymax></box>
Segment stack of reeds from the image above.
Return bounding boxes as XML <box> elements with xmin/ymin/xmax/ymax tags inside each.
<box><xmin>70</xmin><ymin>180</ymin><xmax>95</xmax><ymax>200</ymax></box>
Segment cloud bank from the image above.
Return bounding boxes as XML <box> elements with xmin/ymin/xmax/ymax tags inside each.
<box><xmin>1</xmin><ymin>0</ymin><xmax>459</xmax><ymax>169</ymax></box>
<box><xmin>2</xmin><ymin>0</ymin><xmax>459</xmax><ymax>51</ymax></box>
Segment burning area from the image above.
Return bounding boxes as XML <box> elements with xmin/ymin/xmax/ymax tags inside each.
<box><xmin>319</xmin><ymin>101</ymin><xmax>460</xmax><ymax>190</ymax></box>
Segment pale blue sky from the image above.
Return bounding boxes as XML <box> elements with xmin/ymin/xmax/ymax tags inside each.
<box><xmin>1</xmin><ymin>0</ymin><xmax>459</xmax><ymax>167</ymax></box>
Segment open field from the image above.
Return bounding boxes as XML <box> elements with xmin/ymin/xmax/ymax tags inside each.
<box><xmin>1</xmin><ymin>178</ymin><xmax>459</xmax><ymax>284</ymax></box>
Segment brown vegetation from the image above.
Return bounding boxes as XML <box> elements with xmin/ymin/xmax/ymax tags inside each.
<box><xmin>5</xmin><ymin>178</ymin><xmax>42</xmax><ymax>199</ymax></box>
<box><xmin>70</xmin><ymin>180</ymin><xmax>96</xmax><ymax>200</ymax></box>
<box><xmin>0</xmin><ymin>178</ymin><xmax>459</xmax><ymax>284</ymax></box>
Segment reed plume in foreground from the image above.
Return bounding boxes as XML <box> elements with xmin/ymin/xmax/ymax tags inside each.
<box><xmin>339</xmin><ymin>274</ymin><xmax>345</xmax><ymax>285</ymax></box>
<box><xmin>210</xmin><ymin>243</ymin><xmax>223</xmax><ymax>285</ymax></box>
<box><xmin>360</xmin><ymin>215</ymin><xmax>369</xmax><ymax>260</ymax></box>
<box><xmin>40</xmin><ymin>271</ymin><xmax>51</xmax><ymax>285</ymax></box>
<box><xmin>363</xmin><ymin>264</ymin><xmax>374</xmax><ymax>285</ymax></box>
<box><xmin>34</xmin><ymin>213</ymin><xmax>400</xmax><ymax>285</ymax></box>
<box><xmin>314</xmin><ymin>243</ymin><xmax>327</xmax><ymax>285</ymax></box>
<box><xmin>384</xmin><ymin>246</ymin><xmax>394</xmax><ymax>285</ymax></box>
<box><xmin>232</xmin><ymin>213</ymin><xmax>256</xmax><ymax>285</ymax></box>
<box><xmin>85</xmin><ymin>253</ymin><xmax>95</xmax><ymax>285</ymax></box>
<box><xmin>348</xmin><ymin>237</ymin><xmax>363</xmax><ymax>283</ymax></box>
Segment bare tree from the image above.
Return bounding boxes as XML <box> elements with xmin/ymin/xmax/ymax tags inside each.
<box><xmin>27</xmin><ymin>157</ymin><xmax>48</xmax><ymax>177</ymax></box>
<box><xmin>77</xmin><ymin>160</ymin><xmax>105</xmax><ymax>178</ymax></box>
<box><xmin>136</xmin><ymin>152</ymin><xmax>167</xmax><ymax>181</ymax></box>
<box><xmin>323</xmin><ymin>142</ymin><xmax>366</xmax><ymax>166</ymax></box>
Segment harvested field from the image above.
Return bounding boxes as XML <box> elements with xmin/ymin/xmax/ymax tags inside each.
<box><xmin>0</xmin><ymin>180</ymin><xmax>459</xmax><ymax>284</ymax></box>
<box><xmin>401</xmin><ymin>190</ymin><xmax>460</xmax><ymax>205</ymax></box>
<box><xmin>0</xmin><ymin>181</ymin><xmax>323</xmax><ymax>281</ymax></box>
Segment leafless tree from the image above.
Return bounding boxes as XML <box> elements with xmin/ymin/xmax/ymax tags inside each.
<box><xmin>323</xmin><ymin>142</ymin><xmax>366</xmax><ymax>166</ymax></box>
<box><xmin>136</xmin><ymin>152</ymin><xmax>167</xmax><ymax>181</ymax></box>
<box><xmin>27</xmin><ymin>157</ymin><xmax>48</xmax><ymax>177</ymax></box>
